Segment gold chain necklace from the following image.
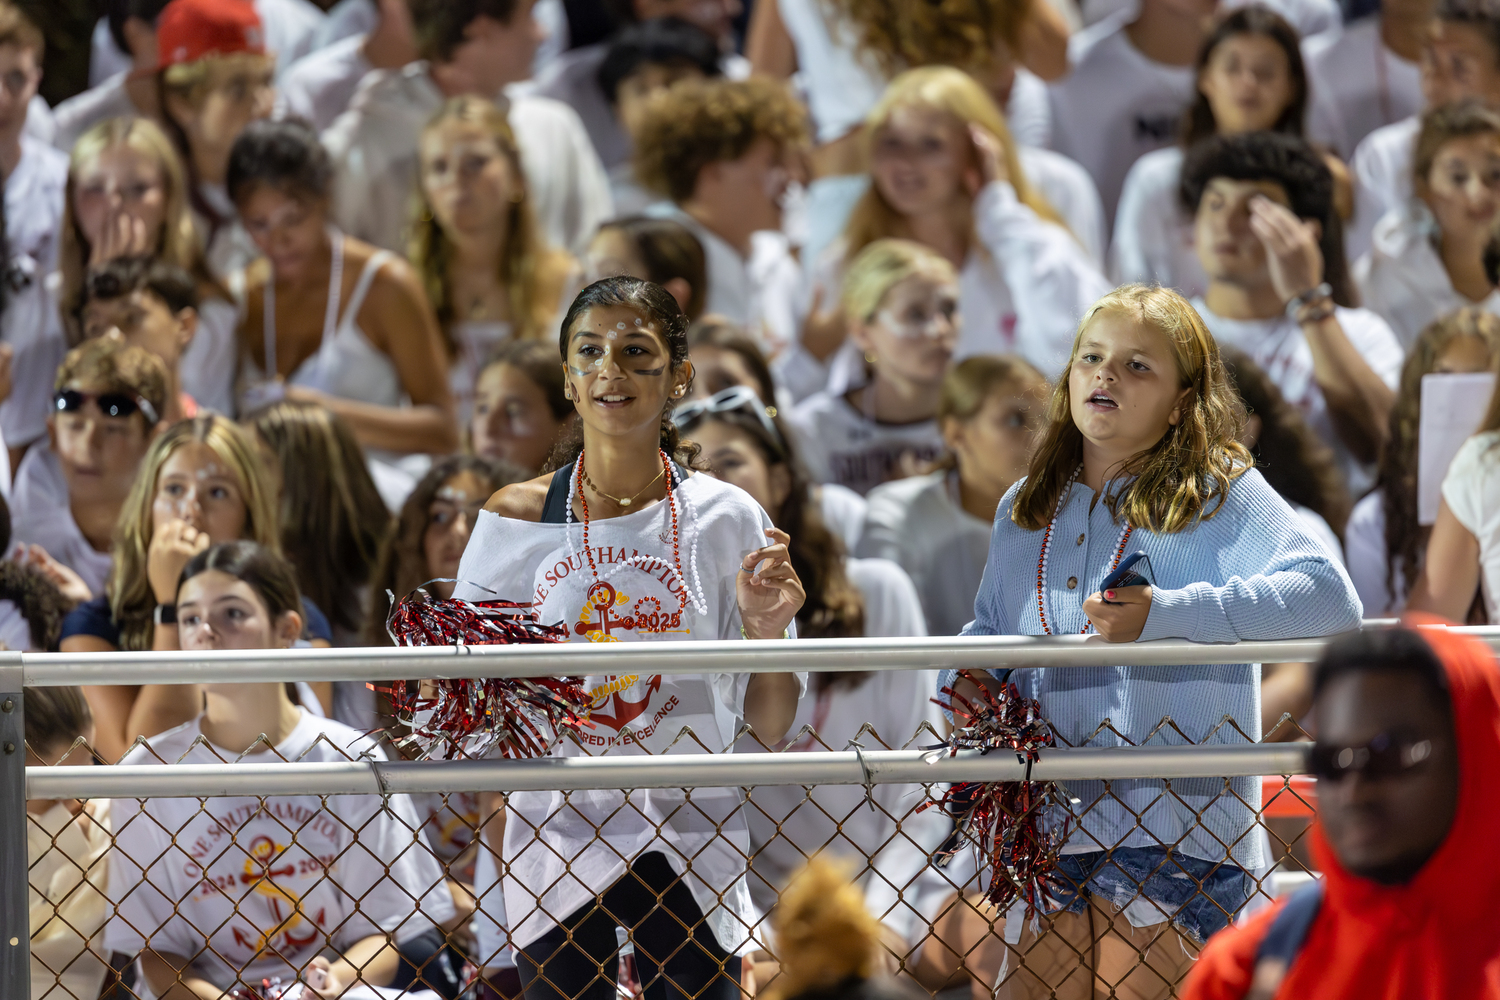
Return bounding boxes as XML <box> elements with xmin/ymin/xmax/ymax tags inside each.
<box><xmin>580</xmin><ymin>460</ymin><xmax>667</xmax><ymax>508</ymax></box>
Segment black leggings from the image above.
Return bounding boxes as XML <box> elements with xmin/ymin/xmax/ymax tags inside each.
<box><xmin>516</xmin><ymin>852</ymin><xmax>741</xmax><ymax>1000</ymax></box>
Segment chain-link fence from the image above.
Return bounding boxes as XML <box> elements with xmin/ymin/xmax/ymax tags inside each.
<box><xmin>13</xmin><ymin>628</ymin><xmax>1477</xmax><ymax>1000</ymax></box>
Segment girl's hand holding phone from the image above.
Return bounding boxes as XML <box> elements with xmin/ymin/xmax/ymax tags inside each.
<box><xmin>1083</xmin><ymin>585</ymin><xmax>1153</xmax><ymax>643</ymax></box>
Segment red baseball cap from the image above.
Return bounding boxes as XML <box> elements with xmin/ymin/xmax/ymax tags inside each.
<box><xmin>157</xmin><ymin>0</ymin><xmax>266</xmax><ymax>70</ymax></box>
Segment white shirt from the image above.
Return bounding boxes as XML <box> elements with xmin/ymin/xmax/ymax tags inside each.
<box><xmin>1355</xmin><ymin>200</ymin><xmax>1500</xmax><ymax>350</ymax></box>
<box><xmin>857</xmin><ymin>469</ymin><xmax>995</xmax><ymax>637</ymax></box>
<box><xmin>1046</xmin><ymin>12</ymin><xmax>1196</xmax><ymax>224</ymax></box>
<box><xmin>3</xmin><ymin>138</ymin><xmax>68</xmax><ymax>448</ymax></box>
<box><xmin>451</xmin><ymin>471</ymin><xmax>805</xmax><ymax>953</ymax></box>
<box><xmin>1442</xmin><ymin>429</ymin><xmax>1500</xmax><ymax>622</ymax></box>
<box><xmin>50</xmin><ymin>72</ymin><xmax>137</xmax><ymax>154</ymax></box>
<box><xmin>10</xmin><ymin>442</ymin><xmax>114</xmax><ymax>599</ymax></box>
<box><xmin>325</xmin><ymin>64</ymin><xmax>613</xmax><ymax>258</ymax></box>
<box><xmin>1303</xmin><ymin>18</ymin><xmax>1424</xmax><ymax>161</ymax></box>
<box><xmin>103</xmin><ymin>710</ymin><xmax>455</xmax><ymax>991</ymax></box>
<box><xmin>1348</xmin><ymin>114</ymin><xmax>1420</xmax><ymax>263</ymax></box>
<box><xmin>1082</xmin><ymin>0</ymin><xmax>1340</xmax><ymax>38</ymax></box>
<box><xmin>279</xmin><ymin>33</ymin><xmax>372</xmax><ymax>132</ymax></box>
<box><xmin>177</xmin><ymin>297</ymin><xmax>241</xmax><ymax>417</ymax></box>
<box><xmin>1110</xmin><ymin>145</ymin><xmax>1209</xmax><ymax>295</ymax></box>
<box><xmin>816</xmin><ymin>482</ymin><xmax>868</xmax><ymax>554</ymax></box>
<box><xmin>785</xmin><ymin>391</ymin><xmax>946</xmax><ymax>496</ymax></box>
<box><xmin>1345</xmin><ymin>489</ymin><xmax>1405</xmax><ymax>615</ymax></box>
<box><xmin>30</xmin><ymin>800</ymin><xmax>111</xmax><ymax>1000</ymax></box>
<box><xmin>1194</xmin><ymin>299</ymin><xmax>1405</xmax><ymax>495</ymax></box>
<box><xmin>312</xmin><ymin>0</ymin><xmax>378</xmax><ymax>49</ymax></box>
<box><xmin>1019</xmin><ymin>145</ymin><xmax>1108</xmax><ymax>267</ymax></box>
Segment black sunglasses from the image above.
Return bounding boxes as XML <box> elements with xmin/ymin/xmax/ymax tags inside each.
<box><xmin>1309</xmin><ymin>732</ymin><xmax>1435</xmax><ymax>782</ymax></box>
<box><xmin>54</xmin><ymin>388</ymin><xmax>159</xmax><ymax>425</ymax></box>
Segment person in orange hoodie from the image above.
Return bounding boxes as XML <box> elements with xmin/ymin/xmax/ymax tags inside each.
<box><xmin>1184</xmin><ymin>619</ymin><xmax>1500</xmax><ymax>1000</ymax></box>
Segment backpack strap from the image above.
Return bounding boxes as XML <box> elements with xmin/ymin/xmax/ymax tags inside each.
<box><xmin>1245</xmin><ymin>880</ymin><xmax>1324</xmax><ymax>1000</ymax></box>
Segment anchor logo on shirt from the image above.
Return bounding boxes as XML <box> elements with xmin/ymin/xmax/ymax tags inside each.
<box><xmin>231</xmin><ymin>835</ymin><xmax>324</xmax><ymax>955</ymax></box>
<box><xmin>575</xmin><ymin>581</ymin><xmax>634</xmax><ymax>640</ymax></box>
<box><xmin>589</xmin><ymin>674</ymin><xmax>664</xmax><ymax>731</ymax></box>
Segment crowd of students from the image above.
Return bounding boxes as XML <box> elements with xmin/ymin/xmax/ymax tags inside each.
<box><xmin>12</xmin><ymin>0</ymin><xmax>1500</xmax><ymax>995</ymax></box>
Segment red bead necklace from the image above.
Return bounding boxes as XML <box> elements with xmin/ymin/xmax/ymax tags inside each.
<box><xmin>1035</xmin><ymin>465</ymin><xmax>1133</xmax><ymax>635</ymax></box>
<box><xmin>574</xmin><ymin>448</ymin><xmax>688</xmax><ymax>615</ymax></box>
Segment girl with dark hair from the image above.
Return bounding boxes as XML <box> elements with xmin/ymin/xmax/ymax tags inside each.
<box><xmin>1113</xmin><ymin>5</ymin><xmax>1326</xmax><ymax>297</ymax></box>
<box><xmin>230</xmin><ymin>117</ymin><xmax>459</xmax><ymax>458</ymax></box>
<box><xmin>1347</xmin><ymin>309</ymin><xmax>1500</xmax><ymax>616</ymax></box>
<box><xmin>469</xmin><ymin>340</ymin><xmax>576</xmax><ymax>475</ymax></box>
<box><xmin>103</xmin><ymin>541</ymin><xmax>455</xmax><ymax>1000</ymax></box>
<box><xmin>453</xmin><ymin>275</ymin><xmax>804</xmax><ymax>1000</ymax></box>
<box><xmin>585</xmin><ymin>215</ymin><xmax>708</xmax><ymax>319</ymax></box>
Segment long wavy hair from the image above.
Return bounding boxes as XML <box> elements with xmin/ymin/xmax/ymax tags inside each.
<box><xmin>548</xmin><ymin>276</ymin><xmax>700</xmax><ymax>471</ymax></box>
<box><xmin>844</xmin><ymin>67</ymin><xmax>1064</xmax><ymax>261</ymax></box>
<box><xmin>821</xmin><ymin>0</ymin><xmax>1027</xmax><ymax>78</ymax></box>
<box><xmin>1012</xmin><ymin>286</ymin><xmax>1253</xmax><ymax>534</ymax></box>
<box><xmin>1383</xmin><ymin>309</ymin><xmax>1500</xmax><ymax>604</ymax></box>
<box><xmin>410</xmin><ymin>96</ymin><xmax>576</xmax><ymax>352</ymax></box>
<box><xmin>108</xmin><ymin>416</ymin><xmax>281</xmax><ymax>651</ymax></box>
<box><xmin>364</xmin><ymin>455</ymin><xmax>527</xmax><ymax>645</ymax></box>
<box><xmin>1180</xmin><ymin>6</ymin><xmax>1308</xmax><ymax>147</ymax></box>
<box><xmin>59</xmin><ymin>117</ymin><xmax>219</xmax><ymax>346</ymax></box>
<box><xmin>248</xmin><ymin>401</ymin><xmax>392</xmax><ymax>639</ymax></box>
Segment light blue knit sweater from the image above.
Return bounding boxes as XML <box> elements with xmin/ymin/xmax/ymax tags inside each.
<box><xmin>938</xmin><ymin>468</ymin><xmax>1362</xmax><ymax>869</ymax></box>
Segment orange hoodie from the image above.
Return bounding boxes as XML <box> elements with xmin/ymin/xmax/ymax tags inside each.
<box><xmin>1184</xmin><ymin>622</ymin><xmax>1500</xmax><ymax>1000</ymax></box>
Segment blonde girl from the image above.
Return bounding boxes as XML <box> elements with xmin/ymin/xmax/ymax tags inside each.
<box><xmin>58</xmin><ymin>415</ymin><xmax>332</xmax><ymax>762</ymax></box>
<box><xmin>808</xmin><ymin>68</ymin><xmax>1109</xmax><ymax>383</ymax></box>
<box><xmin>59</xmin><ymin>116</ymin><xmax>239</xmax><ymax>414</ymax></box>
<box><xmin>944</xmin><ymin>286</ymin><xmax>1360</xmax><ymax>998</ymax></box>
<box><xmin>413</xmin><ymin>96</ymin><xmax>579</xmax><ymax>426</ymax></box>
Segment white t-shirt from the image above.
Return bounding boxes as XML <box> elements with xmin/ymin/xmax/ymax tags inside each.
<box><xmin>1194</xmin><ymin>300</ymin><xmax>1405</xmax><ymax>495</ymax></box>
<box><xmin>1082</xmin><ymin>0</ymin><xmax>1340</xmax><ymax>38</ymax></box>
<box><xmin>1348</xmin><ymin>114</ymin><xmax>1420</xmax><ymax>263</ymax></box>
<box><xmin>1345</xmin><ymin>489</ymin><xmax>1405</xmax><ymax>616</ymax></box>
<box><xmin>29</xmin><ymin>799</ymin><xmax>111</xmax><ymax>1000</ymax></box>
<box><xmin>1355</xmin><ymin>201</ymin><xmax>1500</xmax><ymax>350</ymax></box>
<box><xmin>1303</xmin><ymin>18</ymin><xmax>1424</xmax><ymax>161</ymax></box>
<box><xmin>816</xmin><ymin>482</ymin><xmax>868</xmax><ymax>554</ymax></box>
<box><xmin>103</xmin><ymin>711</ymin><xmax>455</xmax><ymax>991</ymax></box>
<box><xmin>3</xmin><ymin>138</ymin><xmax>69</xmax><ymax>448</ymax></box>
<box><xmin>450</xmin><ymin>471</ymin><xmax>805</xmax><ymax>953</ymax></box>
<box><xmin>280</xmin><ymin>34</ymin><xmax>373</xmax><ymax>132</ymax></box>
<box><xmin>857</xmin><ymin>469</ymin><xmax>995</xmax><ymax>637</ymax></box>
<box><xmin>50</xmin><ymin>72</ymin><xmax>138</xmax><ymax>154</ymax></box>
<box><xmin>1046</xmin><ymin>12</ymin><xmax>1196</xmax><ymax>224</ymax></box>
<box><xmin>10</xmin><ymin>442</ymin><xmax>114</xmax><ymax>599</ymax></box>
<box><xmin>325</xmin><ymin>64</ymin><xmax>614</xmax><ymax>257</ymax></box>
<box><xmin>176</xmin><ymin>296</ymin><xmax>241</xmax><ymax>418</ymax></box>
<box><xmin>1110</xmin><ymin>145</ymin><xmax>1209</xmax><ymax>295</ymax></box>
<box><xmin>1019</xmin><ymin>145</ymin><xmax>1108</xmax><ymax>267</ymax></box>
<box><xmin>785</xmin><ymin>391</ymin><xmax>946</xmax><ymax>496</ymax></box>
<box><xmin>1442</xmin><ymin>430</ymin><xmax>1500</xmax><ymax>621</ymax></box>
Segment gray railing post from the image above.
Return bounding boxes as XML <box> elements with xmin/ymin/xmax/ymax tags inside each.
<box><xmin>0</xmin><ymin>652</ymin><xmax>26</xmax><ymax>996</ymax></box>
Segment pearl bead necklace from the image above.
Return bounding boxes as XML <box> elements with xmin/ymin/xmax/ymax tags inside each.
<box><xmin>1036</xmin><ymin>464</ymin><xmax>1133</xmax><ymax>635</ymax></box>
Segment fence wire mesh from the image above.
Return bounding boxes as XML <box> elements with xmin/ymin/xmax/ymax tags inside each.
<box><xmin>23</xmin><ymin>698</ymin><xmax>1318</xmax><ymax>1000</ymax></box>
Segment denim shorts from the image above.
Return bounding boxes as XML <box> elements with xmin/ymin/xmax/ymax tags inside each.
<box><xmin>1044</xmin><ymin>846</ymin><xmax>1254</xmax><ymax>944</ymax></box>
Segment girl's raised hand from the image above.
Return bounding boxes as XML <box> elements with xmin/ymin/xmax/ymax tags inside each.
<box><xmin>1082</xmin><ymin>585</ymin><xmax>1153</xmax><ymax>643</ymax></box>
<box><xmin>965</xmin><ymin>123</ymin><xmax>1010</xmax><ymax>196</ymax></box>
<box><xmin>89</xmin><ymin>210</ymin><xmax>153</xmax><ymax>266</ymax></box>
<box><xmin>737</xmin><ymin>527</ymin><xmax>805</xmax><ymax>639</ymax></box>
<box><xmin>147</xmin><ymin>519</ymin><xmax>210</xmax><ymax>605</ymax></box>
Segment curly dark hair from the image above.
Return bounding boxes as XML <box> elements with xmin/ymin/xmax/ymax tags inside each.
<box><xmin>1222</xmin><ymin>349</ymin><xmax>1351</xmax><ymax>537</ymax></box>
<box><xmin>821</xmin><ymin>0</ymin><xmax>1027</xmax><ymax>77</ymax></box>
<box><xmin>1180</xmin><ymin>6</ymin><xmax>1308</xmax><ymax>147</ymax></box>
<box><xmin>408</xmin><ymin>0</ymin><xmax>524</xmax><ymax>64</ymax></box>
<box><xmin>1180</xmin><ymin>130</ymin><xmax>1356</xmax><ymax>307</ymax></box>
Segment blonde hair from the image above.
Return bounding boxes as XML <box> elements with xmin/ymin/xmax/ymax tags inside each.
<box><xmin>939</xmin><ymin>353</ymin><xmax>1047</xmax><ymax>425</ymax></box>
<box><xmin>1012</xmin><ymin>285</ymin><xmax>1253</xmax><ymax>534</ymax></box>
<box><xmin>842</xmin><ymin>238</ymin><xmax>957</xmax><ymax>323</ymax></box>
<box><xmin>761</xmin><ymin>857</ymin><xmax>883</xmax><ymax>1000</ymax></box>
<box><xmin>108</xmin><ymin>416</ymin><xmax>281</xmax><ymax>651</ymax></box>
<box><xmin>59</xmin><ymin>117</ymin><xmax>218</xmax><ymax>346</ymax></box>
<box><xmin>411</xmin><ymin>96</ymin><xmax>575</xmax><ymax>350</ymax></box>
<box><xmin>159</xmin><ymin>52</ymin><xmax>274</xmax><ymax>109</ymax></box>
<box><xmin>845</xmin><ymin>67</ymin><xmax>1063</xmax><ymax>258</ymax></box>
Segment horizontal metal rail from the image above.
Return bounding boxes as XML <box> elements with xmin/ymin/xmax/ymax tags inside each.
<box><xmin>17</xmin><ymin>619</ymin><xmax>1477</xmax><ymax>686</ymax></box>
<box><xmin>26</xmin><ymin>743</ymin><xmax>1312</xmax><ymax>799</ymax></box>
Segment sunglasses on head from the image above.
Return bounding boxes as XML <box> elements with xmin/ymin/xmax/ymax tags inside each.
<box><xmin>1308</xmin><ymin>732</ymin><xmax>1434</xmax><ymax>782</ymax></box>
<box><xmin>54</xmin><ymin>388</ymin><xmax>159</xmax><ymax>425</ymax></box>
<box><xmin>672</xmin><ymin>385</ymin><xmax>781</xmax><ymax>442</ymax></box>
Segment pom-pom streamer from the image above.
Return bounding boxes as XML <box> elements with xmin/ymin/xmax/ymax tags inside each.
<box><xmin>921</xmin><ymin>672</ymin><xmax>1069</xmax><ymax>918</ymax></box>
<box><xmin>373</xmin><ymin>587</ymin><xmax>594</xmax><ymax>760</ymax></box>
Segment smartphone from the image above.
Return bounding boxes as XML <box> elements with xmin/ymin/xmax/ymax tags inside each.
<box><xmin>1100</xmin><ymin>551</ymin><xmax>1153</xmax><ymax>601</ymax></box>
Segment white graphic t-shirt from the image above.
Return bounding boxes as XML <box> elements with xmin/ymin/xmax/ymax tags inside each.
<box><xmin>452</xmin><ymin>470</ymin><xmax>803</xmax><ymax>954</ymax></box>
<box><xmin>103</xmin><ymin>712</ymin><xmax>455</xmax><ymax>991</ymax></box>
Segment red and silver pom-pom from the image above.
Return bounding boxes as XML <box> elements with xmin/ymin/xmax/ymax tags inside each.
<box><xmin>373</xmin><ymin>588</ymin><xmax>593</xmax><ymax>760</ymax></box>
<box><xmin>921</xmin><ymin>672</ymin><xmax>1068</xmax><ymax>918</ymax></box>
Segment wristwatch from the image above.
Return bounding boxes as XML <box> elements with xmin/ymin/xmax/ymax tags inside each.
<box><xmin>153</xmin><ymin>603</ymin><xmax>177</xmax><ymax>626</ymax></box>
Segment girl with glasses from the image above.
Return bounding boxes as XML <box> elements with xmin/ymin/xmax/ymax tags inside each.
<box><xmin>453</xmin><ymin>275</ymin><xmax>804</xmax><ymax>1000</ymax></box>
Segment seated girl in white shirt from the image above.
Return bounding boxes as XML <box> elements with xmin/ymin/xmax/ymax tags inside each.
<box><xmin>104</xmin><ymin>541</ymin><xmax>455</xmax><ymax>999</ymax></box>
<box><xmin>807</xmin><ymin>67</ymin><xmax>1109</xmax><ymax>382</ymax></box>
<box><xmin>469</xmin><ymin>341</ymin><xmax>576</xmax><ymax>477</ymax></box>
<box><xmin>785</xmin><ymin>239</ymin><xmax>956</xmax><ymax>496</ymax></box>
<box><xmin>1357</xmin><ymin>100</ymin><xmax>1500</xmax><ymax>348</ymax></box>
<box><xmin>1347</xmin><ymin>308</ymin><xmax>1500</xmax><ymax>617</ymax></box>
